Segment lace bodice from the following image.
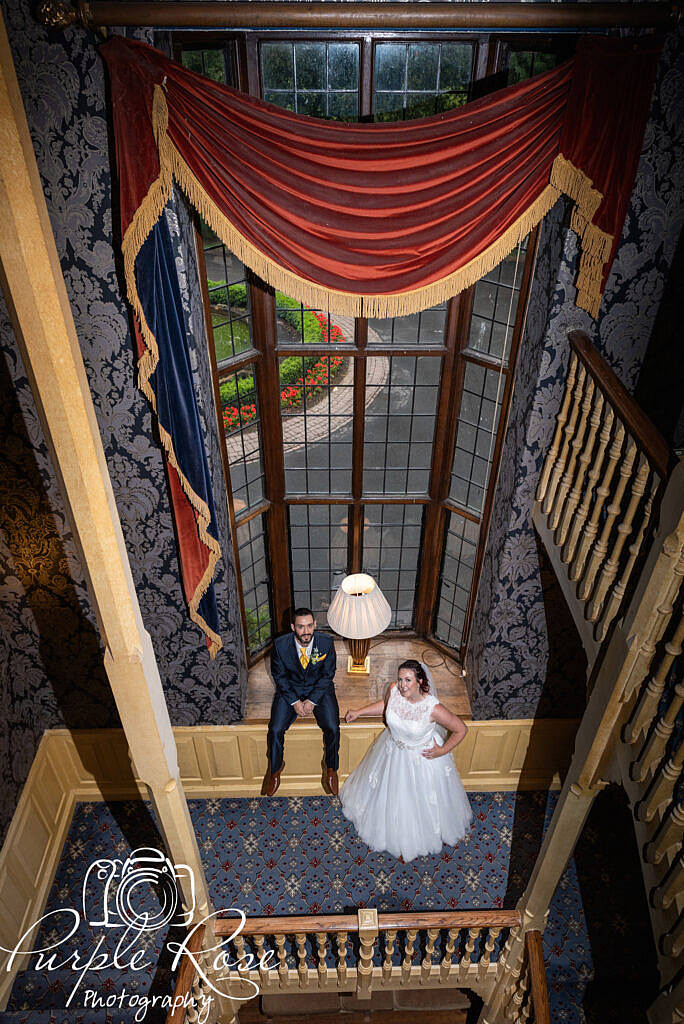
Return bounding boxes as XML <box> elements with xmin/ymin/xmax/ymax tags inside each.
<box><xmin>385</xmin><ymin>686</ymin><xmax>440</xmax><ymax>750</ymax></box>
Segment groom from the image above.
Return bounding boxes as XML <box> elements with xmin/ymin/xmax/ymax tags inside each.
<box><xmin>263</xmin><ymin>608</ymin><xmax>340</xmax><ymax>797</ymax></box>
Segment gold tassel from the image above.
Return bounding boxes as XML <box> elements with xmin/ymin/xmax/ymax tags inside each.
<box><xmin>549</xmin><ymin>153</ymin><xmax>614</xmax><ymax>320</ymax></box>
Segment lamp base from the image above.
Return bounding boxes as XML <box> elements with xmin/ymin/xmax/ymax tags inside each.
<box><xmin>347</xmin><ymin>637</ymin><xmax>371</xmax><ymax>675</ymax></box>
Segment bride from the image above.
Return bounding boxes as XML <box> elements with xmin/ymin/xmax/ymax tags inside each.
<box><xmin>340</xmin><ymin>659</ymin><xmax>472</xmax><ymax>862</ymax></box>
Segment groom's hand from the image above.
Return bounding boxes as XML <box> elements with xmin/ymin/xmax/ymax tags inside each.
<box><xmin>301</xmin><ymin>699</ymin><xmax>315</xmax><ymax>716</ymax></box>
<box><xmin>292</xmin><ymin>700</ymin><xmax>307</xmax><ymax>717</ymax></box>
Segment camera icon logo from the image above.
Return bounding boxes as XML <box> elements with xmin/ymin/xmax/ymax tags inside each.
<box><xmin>83</xmin><ymin>847</ymin><xmax>196</xmax><ymax>932</ymax></box>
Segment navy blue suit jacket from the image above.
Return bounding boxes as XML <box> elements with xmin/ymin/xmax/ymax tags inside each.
<box><xmin>270</xmin><ymin>632</ymin><xmax>337</xmax><ymax>706</ymax></box>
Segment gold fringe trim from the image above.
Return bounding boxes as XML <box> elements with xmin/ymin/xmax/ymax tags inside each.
<box><xmin>163</xmin><ymin>120</ymin><xmax>562</xmax><ymax>318</ymax></box>
<box><xmin>120</xmin><ymin>86</ymin><xmax>223</xmax><ymax>658</ymax></box>
<box><xmin>550</xmin><ymin>153</ymin><xmax>613</xmax><ymax>319</ymax></box>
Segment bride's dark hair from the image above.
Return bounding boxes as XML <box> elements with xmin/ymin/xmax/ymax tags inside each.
<box><xmin>398</xmin><ymin>659</ymin><xmax>430</xmax><ymax>694</ymax></box>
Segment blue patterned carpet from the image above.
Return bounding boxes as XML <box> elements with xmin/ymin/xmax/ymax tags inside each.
<box><xmin>4</xmin><ymin>788</ymin><xmax>655</xmax><ymax>1024</ymax></box>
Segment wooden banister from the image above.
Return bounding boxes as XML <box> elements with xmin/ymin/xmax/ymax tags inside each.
<box><xmin>525</xmin><ymin>930</ymin><xmax>551</xmax><ymax>1024</ymax></box>
<box><xmin>214</xmin><ymin>909</ymin><xmax>521</xmax><ymax>936</ymax></box>
<box><xmin>166</xmin><ymin>923</ymin><xmax>205</xmax><ymax>1024</ymax></box>
<box><xmin>569</xmin><ymin>331</ymin><xmax>670</xmax><ymax>479</ymax></box>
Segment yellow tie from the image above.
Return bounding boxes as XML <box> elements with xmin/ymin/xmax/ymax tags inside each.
<box><xmin>300</xmin><ymin>650</ymin><xmax>309</xmax><ymax>669</ymax></box>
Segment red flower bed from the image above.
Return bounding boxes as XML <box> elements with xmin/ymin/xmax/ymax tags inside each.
<box><xmin>280</xmin><ymin>352</ymin><xmax>344</xmax><ymax>410</ymax></box>
<box><xmin>222</xmin><ymin>402</ymin><xmax>257</xmax><ymax>432</ymax></box>
<box><xmin>223</xmin><ymin>311</ymin><xmax>347</xmax><ymax>430</ymax></box>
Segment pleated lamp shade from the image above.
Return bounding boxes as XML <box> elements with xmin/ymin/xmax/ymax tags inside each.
<box><xmin>327</xmin><ymin>573</ymin><xmax>392</xmax><ymax>640</ymax></box>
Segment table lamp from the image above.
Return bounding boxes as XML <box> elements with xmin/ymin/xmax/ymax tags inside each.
<box><xmin>327</xmin><ymin>573</ymin><xmax>392</xmax><ymax>674</ymax></box>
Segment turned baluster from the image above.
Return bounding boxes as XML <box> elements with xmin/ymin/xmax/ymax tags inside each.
<box><xmin>581</xmin><ymin>435</ymin><xmax>636</xmax><ymax>607</ymax></box>
<box><xmin>275</xmin><ymin>933</ymin><xmax>289</xmax><ymax>988</ymax></box>
<box><xmin>538</xmin><ymin>352</ymin><xmax>578</xmax><ymax>510</ymax></box>
<box><xmin>574</xmin><ymin>421</ymin><xmax>625</xmax><ymax>595</ymax></box>
<box><xmin>637</xmin><ymin>734</ymin><xmax>684</xmax><ymax>823</ymax></box>
<box><xmin>662</xmin><ymin>911</ymin><xmax>684</xmax><ymax>959</ymax></box>
<box><xmin>465</xmin><ymin>926</ymin><xmax>480</xmax><ymax>969</ymax></box>
<box><xmin>644</xmin><ymin>799</ymin><xmax>684</xmax><ymax>864</ymax></box>
<box><xmin>478</xmin><ymin>926</ymin><xmax>501</xmax><ymax>982</ymax></box>
<box><xmin>629</xmin><ymin>612</ymin><xmax>684</xmax><ymax>771</ymax></box>
<box><xmin>589</xmin><ymin>450</ymin><xmax>649</xmax><ymax>630</ymax></box>
<box><xmin>233</xmin><ymin>933</ymin><xmax>251</xmax><ymax>983</ymax></box>
<box><xmin>557</xmin><ymin>382</ymin><xmax>603</xmax><ymax>551</ymax></box>
<box><xmin>401</xmin><ymin>928</ymin><xmax>418</xmax><ymax>984</ymax></box>
<box><xmin>315</xmin><ymin>932</ymin><xmax>328</xmax><ymax>986</ymax></box>
<box><xmin>335</xmin><ymin>931</ymin><xmax>348</xmax><ymax>986</ymax></box>
<box><xmin>440</xmin><ymin>927</ymin><xmax>459</xmax><ymax>981</ymax></box>
<box><xmin>544</xmin><ymin>363</ymin><xmax>585</xmax><ymax>520</ymax></box>
<box><xmin>598</xmin><ymin>469</ymin><xmax>658</xmax><ymax>641</ymax></box>
<box><xmin>252</xmin><ymin>934</ymin><xmax>271</xmax><ymax>987</ymax></box>
<box><xmin>565</xmin><ymin>401</ymin><xmax>613</xmax><ymax>570</ymax></box>
<box><xmin>295</xmin><ymin>933</ymin><xmax>309</xmax><ymax>987</ymax></box>
<box><xmin>356</xmin><ymin>908</ymin><xmax>378</xmax><ymax>998</ymax></box>
<box><xmin>551</xmin><ymin>375</ymin><xmax>595</xmax><ymax>534</ymax></box>
<box><xmin>652</xmin><ymin>849</ymin><xmax>684</xmax><ymax>910</ymax></box>
<box><xmin>421</xmin><ymin>927</ymin><xmax>439</xmax><ymax>983</ymax></box>
<box><xmin>382</xmin><ymin>929</ymin><xmax>397</xmax><ymax>983</ymax></box>
<box><xmin>186</xmin><ymin>990</ymin><xmax>199</xmax><ymax>1024</ymax></box>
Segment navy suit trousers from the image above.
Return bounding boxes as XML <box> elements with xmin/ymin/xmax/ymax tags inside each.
<box><xmin>267</xmin><ymin>688</ymin><xmax>340</xmax><ymax>772</ymax></box>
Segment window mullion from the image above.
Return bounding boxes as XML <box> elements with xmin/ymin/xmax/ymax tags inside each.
<box><xmin>414</xmin><ymin>293</ymin><xmax>469</xmax><ymax>635</ymax></box>
<box><xmin>458</xmin><ymin>222</ymin><xmax>541</xmax><ymax>657</ymax></box>
<box><xmin>351</xmin><ymin>317</ymin><xmax>367</xmax><ymax>573</ymax></box>
<box><xmin>249</xmin><ymin>276</ymin><xmax>291</xmax><ymax>631</ymax></box>
<box><xmin>193</xmin><ymin>220</ymin><xmax>251</xmax><ymax>665</ymax></box>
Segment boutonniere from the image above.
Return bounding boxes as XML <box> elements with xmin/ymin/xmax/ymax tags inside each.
<box><xmin>310</xmin><ymin>647</ymin><xmax>327</xmax><ymax>665</ymax></box>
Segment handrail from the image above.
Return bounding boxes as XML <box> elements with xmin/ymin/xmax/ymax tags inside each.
<box><xmin>215</xmin><ymin>909</ymin><xmax>521</xmax><ymax>936</ymax></box>
<box><xmin>526</xmin><ymin>930</ymin><xmax>552</xmax><ymax>1024</ymax></box>
<box><xmin>569</xmin><ymin>330</ymin><xmax>670</xmax><ymax>478</ymax></box>
<box><xmin>166</xmin><ymin>923</ymin><xmax>205</xmax><ymax>1024</ymax></box>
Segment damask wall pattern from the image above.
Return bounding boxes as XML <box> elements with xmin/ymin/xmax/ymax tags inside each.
<box><xmin>0</xmin><ymin>2</ymin><xmax>246</xmax><ymax>845</ymax></box>
<box><xmin>468</xmin><ymin>25</ymin><xmax>684</xmax><ymax>719</ymax></box>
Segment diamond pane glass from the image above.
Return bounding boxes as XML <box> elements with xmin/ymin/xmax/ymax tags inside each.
<box><xmin>373</xmin><ymin>41</ymin><xmax>474</xmax><ymax>121</ymax></box>
<box><xmin>289</xmin><ymin>505</ymin><xmax>349</xmax><ymax>627</ymax></box>
<box><xmin>219</xmin><ymin>367</ymin><xmax>264</xmax><ymax>515</ymax></box>
<box><xmin>236</xmin><ymin>515</ymin><xmax>272</xmax><ymax>654</ymax></box>
<box><xmin>261</xmin><ymin>40</ymin><xmax>359</xmax><ymax>120</ymax></box>
<box><xmin>435</xmin><ymin>512</ymin><xmax>480</xmax><ymax>649</ymax></box>
<box><xmin>449</xmin><ymin>362</ymin><xmax>504</xmax><ymax>514</ymax></box>
<box><xmin>364</xmin><ymin>356</ymin><xmax>440</xmax><ymax>495</ymax></box>
<box><xmin>362</xmin><ymin>504</ymin><xmax>423</xmax><ymax>628</ymax></box>
<box><xmin>280</xmin><ymin>353</ymin><xmax>354</xmax><ymax>495</ymax></box>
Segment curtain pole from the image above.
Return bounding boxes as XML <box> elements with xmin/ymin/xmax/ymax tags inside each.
<box><xmin>38</xmin><ymin>1</ymin><xmax>678</xmax><ymax>31</ymax></box>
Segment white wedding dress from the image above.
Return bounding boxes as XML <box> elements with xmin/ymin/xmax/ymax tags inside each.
<box><xmin>339</xmin><ymin>682</ymin><xmax>473</xmax><ymax>861</ymax></box>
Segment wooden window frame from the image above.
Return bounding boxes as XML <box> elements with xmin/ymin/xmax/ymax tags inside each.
<box><xmin>180</xmin><ymin>29</ymin><xmax>542</xmax><ymax>666</ymax></box>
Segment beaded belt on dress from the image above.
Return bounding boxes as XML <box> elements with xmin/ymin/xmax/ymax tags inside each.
<box><xmin>391</xmin><ymin>736</ymin><xmax>428</xmax><ymax>750</ymax></box>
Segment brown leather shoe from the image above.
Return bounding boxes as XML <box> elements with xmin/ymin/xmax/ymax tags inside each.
<box><xmin>263</xmin><ymin>763</ymin><xmax>284</xmax><ymax>797</ymax></box>
<box><xmin>325</xmin><ymin>768</ymin><xmax>339</xmax><ymax>796</ymax></box>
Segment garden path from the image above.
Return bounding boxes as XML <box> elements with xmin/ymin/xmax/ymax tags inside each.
<box><xmin>225</xmin><ymin>315</ymin><xmax>389</xmax><ymax>463</ymax></box>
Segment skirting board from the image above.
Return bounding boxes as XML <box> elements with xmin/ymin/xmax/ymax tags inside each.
<box><xmin>0</xmin><ymin>717</ymin><xmax>578</xmax><ymax>1009</ymax></box>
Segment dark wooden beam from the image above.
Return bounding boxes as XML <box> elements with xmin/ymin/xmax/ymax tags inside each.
<box><xmin>62</xmin><ymin>1</ymin><xmax>676</xmax><ymax>30</ymax></box>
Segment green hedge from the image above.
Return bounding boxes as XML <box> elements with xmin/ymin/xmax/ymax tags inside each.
<box><xmin>210</xmin><ymin>279</ymin><xmax>325</xmax><ymax>406</ymax></box>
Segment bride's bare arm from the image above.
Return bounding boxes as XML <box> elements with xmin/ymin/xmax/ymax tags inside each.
<box><xmin>422</xmin><ymin>703</ymin><xmax>468</xmax><ymax>759</ymax></box>
<box><xmin>345</xmin><ymin>684</ymin><xmax>394</xmax><ymax>723</ymax></box>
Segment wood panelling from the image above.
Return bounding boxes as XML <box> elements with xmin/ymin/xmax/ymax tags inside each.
<box><xmin>0</xmin><ymin>716</ymin><xmax>576</xmax><ymax>1008</ymax></box>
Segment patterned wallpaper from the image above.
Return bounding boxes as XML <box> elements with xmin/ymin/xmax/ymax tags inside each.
<box><xmin>0</xmin><ymin>3</ymin><xmax>246</xmax><ymax>845</ymax></box>
<box><xmin>468</xmin><ymin>25</ymin><xmax>684</xmax><ymax>719</ymax></box>
<box><xmin>0</xmin><ymin>0</ymin><xmax>682</xmax><ymax>848</ymax></box>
